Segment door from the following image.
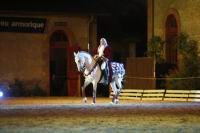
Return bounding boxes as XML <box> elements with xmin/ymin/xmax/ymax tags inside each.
<box><xmin>165</xmin><ymin>14</ymin><xmax>178</xmax><ymax>65</ymax></box>
<box><xmin>50</xmin><ymin>30</ymin><xmax>68</xmax><ymax>96</ymax></box>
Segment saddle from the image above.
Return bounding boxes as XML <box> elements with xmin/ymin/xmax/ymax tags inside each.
<box><xmin>94</xmin><ymin>56</ymin><xmax>112</xmax><ymax>83</ymax></box>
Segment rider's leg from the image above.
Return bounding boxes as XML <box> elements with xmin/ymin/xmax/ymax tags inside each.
<box><xmin>92</xmin><ymin>82</ymin><xmax>97</xmax><ymax>104</ymax></box>
<box><xmin>101</xmin><ymin>61</ymin><xmax>108</xmax><ymax>85</ymax></box>
<box><xmin>103</xmin><ymin>69</ymin><xmax>108</xmax><ymax>85</ymax></box>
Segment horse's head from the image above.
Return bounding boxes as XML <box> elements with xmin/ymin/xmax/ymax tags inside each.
<box><xmin>74</xmin><ymin>52</ymin><xmax>86</xmax><ymax>72</ymax></box>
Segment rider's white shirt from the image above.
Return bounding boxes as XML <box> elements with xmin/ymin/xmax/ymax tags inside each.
<box><xmin>98</xmin><ymin>44</ymin><xmax>107</xmax><ymax>70</ymax></box>
<box><xmin>98</xmin><ymin>44</ymin><xmax>105</xmax><ymax>57</ymax></box>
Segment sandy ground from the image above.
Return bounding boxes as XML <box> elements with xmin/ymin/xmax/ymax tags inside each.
<box><xmin>0</xmin><ymin>97</ymin><xmax>200</xmax><ymax>133</ymax></box>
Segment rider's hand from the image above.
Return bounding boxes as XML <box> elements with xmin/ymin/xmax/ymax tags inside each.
<box><xmin>94</xmin><ymin>55</ymin><xmax>99</xmax><ymax>60</ymax></box>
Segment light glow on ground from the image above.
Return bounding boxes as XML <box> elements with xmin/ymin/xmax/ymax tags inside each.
<box><xmin>0</xmin><ymin>91</ymin><xmax>3</xmax><ymax>97</ymax></box>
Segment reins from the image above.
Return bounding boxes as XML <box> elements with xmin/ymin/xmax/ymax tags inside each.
<box><xmin>83</xmin><ymin>57</ymin><xmax>101</xmax><ymax>76</ymax></box>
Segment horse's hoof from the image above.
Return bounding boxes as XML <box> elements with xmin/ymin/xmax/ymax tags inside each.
<box><xmin>115</xmin><ymin>101</ymin><xmax>119</xmax><ymax>104</ymax></box>
<box><xmin>114</xmin><ymin>99</ymin><xmax>119</xmax><ymax>104</ymax></box>
<box><xmin>110</xmin><ymin>102</ymin><xmax>114</xmax><ymax>104</ymax></box>
<box><xmin>91</xmin><ymin>102</ymin><xmax>95</xmax><ymax>105</ymax></box>
<box><xmin>83</xmin><ymin>98</ymin><xmax>87</xmax><ymax>103</ymax></box>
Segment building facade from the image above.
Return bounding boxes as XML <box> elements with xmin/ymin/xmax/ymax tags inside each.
<box><xmin>0</xmin><ymin>12</ymin><xmax>97</xmax><ymax>96</ymax></box>
<box><xmin>148</xmin><ymin>0</ymin><xmax>200</xmax><ymax>65</ymax></box>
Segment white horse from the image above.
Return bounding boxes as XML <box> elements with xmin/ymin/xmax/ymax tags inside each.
<box><xmin>74</xmin><ymin>51</ymin><xmax>125</xmax><ymax>104</ymax></box>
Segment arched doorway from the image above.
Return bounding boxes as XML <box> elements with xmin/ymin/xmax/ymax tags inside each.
<box><xmin>50</xmin><ymin>30</ymin><xmax>68</xmax><ymax>96</ymax></box>
<box><xmin>165</xmin><ymin>14</ymin><xmax>178</xmax><ymax>65</ymax></box>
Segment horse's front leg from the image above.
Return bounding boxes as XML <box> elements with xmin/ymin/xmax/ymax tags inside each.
<box><xmin>82</xmin><ymin>80</ymin><xmax>90</xmax><ymax>103</ymax></box>
<box><xmin>92</xmin><ymin>82</ymin><xmax>97</xmax><ymax>104</ymax></box>
<box><xmin>81</xmin><ymin>86</ymin><xmax>87</xmax><ymax>103</ymax></box>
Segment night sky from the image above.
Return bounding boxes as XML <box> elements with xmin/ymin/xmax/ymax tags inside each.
<box><xmin>0</xmin><ymin>0</ymin><xmax>147</xmax><ymax>56</ymax></box>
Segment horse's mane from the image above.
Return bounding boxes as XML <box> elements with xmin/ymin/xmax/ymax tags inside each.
<box><xmin>78</xmin><ymin>51</ymin><xmax>93</xmax><ymax>64</ymax></box>
<box><xmin>79</xmin><ymin>51</ymin><xmax>91</xmax><ymax>56</ymax></box>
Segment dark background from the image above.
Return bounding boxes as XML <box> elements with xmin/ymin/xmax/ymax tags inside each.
<box><xmin>0</xmin><ymin>0</ymin><xmax>147</xmax><ymax>57</ymax></box>
<box><xmin>0</xmin><ymin>0</ymin><xmax>147</xmax><ymax>96</ymax></box>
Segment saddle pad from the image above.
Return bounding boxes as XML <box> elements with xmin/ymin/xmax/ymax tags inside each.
<box><xmin>111</xmin><ymin>62</ymin><xmax>125</xmax><ymax>78</ymax></box>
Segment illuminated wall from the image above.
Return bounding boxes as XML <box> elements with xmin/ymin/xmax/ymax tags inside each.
<box><xmin>149</xmin><ymin>0</ymin><xmax>200</xmax><ymax>43</ymax></box>
<box><xmin>0</xmin><ymin>13</ymin><xmax>96</xmax><ymax>94</ymax></box>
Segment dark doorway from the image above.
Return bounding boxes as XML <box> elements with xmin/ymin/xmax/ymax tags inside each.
<box><xmin>165</xmin><ymin>14</ymin><xmax>178</xmax><ymax>65</ymax></box>
<box><xmin>50</xmin><ymin>30</ymin><xmax>68</xmax><ymax>96</ymax></box>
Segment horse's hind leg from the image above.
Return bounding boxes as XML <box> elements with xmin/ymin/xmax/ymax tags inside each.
<box><xmin>114</xmin><ymin>77</ymin><xmax>123</xmax><ymax>104</ymax></box>
<box><xmin>110</xmin><ymin>76</ymin><xmax>123</xmax><ymax>104</ymax></box>
<box><xmin>115</xmin><ymin>91</ymin><xmax>120</xmax><ymax>104</ymax></box>
<box><xmin>110</xmin><ymin>80</ymin><xmax>117</xmax><ymax>104</ymax></box>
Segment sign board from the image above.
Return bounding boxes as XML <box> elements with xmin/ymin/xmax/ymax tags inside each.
<box><xmin>0</xmin><ymin>17</ymin><xmax>46</xmax><ymax>33</ymax></box>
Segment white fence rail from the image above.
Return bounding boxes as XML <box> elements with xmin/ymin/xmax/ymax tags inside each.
<box><xmin>110</xmin><ymin>89</ymin><xmax>200</xmax><ymax>102</ymax></box>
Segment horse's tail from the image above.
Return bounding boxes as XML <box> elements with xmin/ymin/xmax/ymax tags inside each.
<box><xmin>121</xmin><ymin>76</ymin><xmax>125</xmax><ymax>88</ymax></box>
<box><xmin>120</xmin><ymin>64</ymin><xmax>125</xmax><ymax>88</ymax></box>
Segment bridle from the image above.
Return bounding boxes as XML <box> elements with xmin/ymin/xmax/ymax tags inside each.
<box><xmin>79</xmin><ymin>61</ymin><xmax>86</xmax><ymax>72</ymax></box>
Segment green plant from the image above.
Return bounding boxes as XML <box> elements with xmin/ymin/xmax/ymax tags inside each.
<box><xmin>166</xmin><ymin>32</ymin><xmax>200</xmax><ymax>89</ymax></box>
<box><xmin>30</xmin><ymin>83</ymin><xmax>47</xmax><ymax>96</ymax></box>
<box><xmin>9</xmin><ymin>79</ymin><xmax>47</xmax><ymax>97</ymax></box>
<box><xmin>147</xmin><ymin>36</ymin><xmax>166</xmax><ymax>88</ymax></box>
<box><xmin>147</xmin><ymin>36</ymin><xmax>165</xmax><ymax>63</ymax></box>
<box><xmin>9</xmin><ymin>79</ymin><xmax>27</xmax><ymax>97</ymax></box>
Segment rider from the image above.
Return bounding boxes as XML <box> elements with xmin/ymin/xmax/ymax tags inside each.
<box><xmin>94</xmin><ymin>38</ymin><xmax>111</xmax><ymax>85</ymax></box>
